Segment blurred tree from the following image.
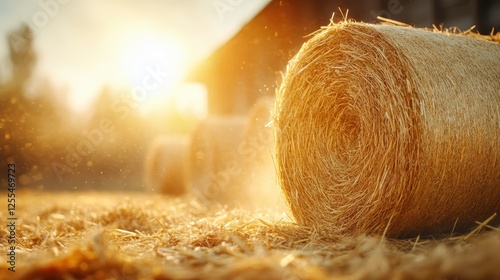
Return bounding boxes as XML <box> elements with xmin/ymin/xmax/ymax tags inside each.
<box><xmin>7</xmin><ymin>23</ymin><xmax>37</xmax><ymax>95</ymax></box>
<box><xmin>0</xmin><ymin>23</ymin><xmax>43</xmax><ymax>187</ymax></box>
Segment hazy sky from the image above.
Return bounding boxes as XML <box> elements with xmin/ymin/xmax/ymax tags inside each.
<box><xmin>0</xmin><ymin>0</ymin><xmax>270</xmax><ymax>112</ymax></box>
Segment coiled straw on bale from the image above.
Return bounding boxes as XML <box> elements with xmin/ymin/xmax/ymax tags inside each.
<box><xmin>189</xmin><ymin>116</ymin><xmax>247</xmax><ymax>203</ymax></box>
<box><xmin>275</xmin><ymin>22</ymin><xmax>500</xmax><ymax>237</ymax></box>
<box><xmin>144</xmin><ymin>135</ymin><xmax>190</xmax><ymax>196</ymax></box>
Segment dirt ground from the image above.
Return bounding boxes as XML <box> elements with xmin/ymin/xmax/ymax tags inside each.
<box><xmin>0</xmin><ymin>190</ymin><xmax>499</xmax><ymax>280</ymax></box>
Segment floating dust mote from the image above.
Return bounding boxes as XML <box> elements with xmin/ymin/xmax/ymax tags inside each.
<box><xmin>189</xmin><ymin>116</ymin><xmax>248</xmax><ymax>204</ymax></box>
<box><xmin>143</xmin><ymin>135</ymin><xmax>190</xmax><ymax>196</ymax></box>
<box><xmin>275</xmin><ymin>22</ymin><xmax>500</xmax><ymax>237</ymax></box>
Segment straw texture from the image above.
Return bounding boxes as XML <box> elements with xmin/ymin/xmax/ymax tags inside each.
<box><xmin>275</xmin><ymin>22</ymin><xmax>500</xmax><ymax>237</ymax></box>
<box><xmin>143</xmin><ymin>135</ymin><xmax>189</xmax><ymax>196</ymax></box>
<box><xmin>2</xmin><ymin>191</ymin><xmax>499</xmax><ymax>279</ymax></box>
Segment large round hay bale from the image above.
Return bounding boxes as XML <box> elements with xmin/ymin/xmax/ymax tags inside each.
<box><xmin>143</xmin><ymin>135</ymin><xmax>190</xmax><ymax>196</ymax></box>
<box><xmin>188</xmin><ymin>116</ymin><xmax>248</xmax><ymax>203</ymax></box>
<box><xmin>275</xmin><ymin>22</ymin><xmax>500</xmax><ymax>237</ymax></box>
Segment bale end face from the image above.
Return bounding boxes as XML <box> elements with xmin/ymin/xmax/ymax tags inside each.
<box><xmin>275</xmin><ymin>22</ymin><xmax>500</xmax><ymax>237</ymax></box>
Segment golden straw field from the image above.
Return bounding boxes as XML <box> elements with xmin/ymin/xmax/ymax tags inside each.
<box><xmin>0</xmin><ymin>190</ymin><xmax>499</xmax><ymax>280</ymax></box>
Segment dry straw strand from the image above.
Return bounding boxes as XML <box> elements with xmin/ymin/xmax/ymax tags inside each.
<box><xmin>275</xmin><ymin>22</ymin><xmax>500</xmax><ymax>237</ymax></box>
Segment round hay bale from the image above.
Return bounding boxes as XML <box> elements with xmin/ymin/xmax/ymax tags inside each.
<box><xmin>143</xmin><ymin>135</ymin><xmax>189</xmax><ymax>196</ymax></box>
<box><xmin>275</xmin><ymin>22</ymin><xmax>500</xmax><ymax>237</ymax></box>
<box><xmin>188</xmin><ymin>116</ymin><xmax>248</xmax><ymax>203</ymax></box>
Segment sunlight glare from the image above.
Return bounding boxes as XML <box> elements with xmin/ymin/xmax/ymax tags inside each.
<box><xmin>174</xmin><ymin>83</ymin><xmax>208</xmax><ymax>119</ymax></box>
<box><xmin>119</xmin><ymin>32</ymin><xmax>186</xmax><ymax>112</ymax></box>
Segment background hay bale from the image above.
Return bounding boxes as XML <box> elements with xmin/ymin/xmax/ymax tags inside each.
<box><xmin>275</xmin><ymin>22</ymin><xmax>500</xmax><ymax>237</ymax></box>
<box><xmin>143</xmin><ymin>135</ymin><xmax>190</xmax><ymax>196</ymax></box>
<box><xmin>188</xmin><ymin>116</ymin><xmax>248</xmax><ymax>204</ymax></box>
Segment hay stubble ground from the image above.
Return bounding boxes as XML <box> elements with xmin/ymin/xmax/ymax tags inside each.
<box><xmin>0</xmin><ymin>190</ymin><xmax>499</xmax><ymax>279</ymax></box>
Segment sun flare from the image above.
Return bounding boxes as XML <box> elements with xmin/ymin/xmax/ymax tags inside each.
<box><xmin>119</xmin><ymin>32</ymin><xmax>186</xmax><ymax>112</ymax></box>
